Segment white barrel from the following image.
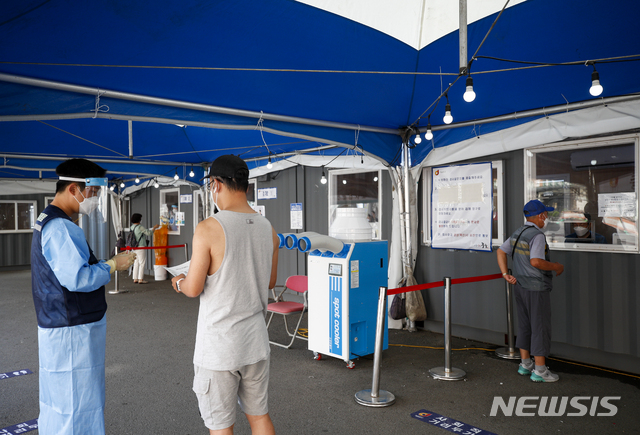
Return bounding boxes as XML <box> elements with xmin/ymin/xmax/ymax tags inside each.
<box><xmin>329</xmin><ymin>207</ymin><xmax>372</xmax><ymax>242</ymax></box>
<box><xmin>153</xmin><ymin>265</ymin><xmax>167</xmax><ymax>281</ymax></box>
<box><xmin>298</xmin><ymin>234</ymin><xmax>344</xmax><ymax>254</ymax></box>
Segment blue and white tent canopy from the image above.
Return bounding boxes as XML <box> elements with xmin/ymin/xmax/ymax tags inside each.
<box><xmin>1</xmin><ymin>0</ymin><xmax>639</xmax><ymax>184</ymax></box>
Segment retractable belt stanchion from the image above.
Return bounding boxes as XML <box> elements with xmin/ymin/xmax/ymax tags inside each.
<box><xmin>108</xmin><ymin>247</ymin><xmax>125</xmax><ymax>295</ymax></box>
<box><xmin>495</xmin><ymin>269</ymin><xmax>519</xmax><ymax>359</ymax></box>
<box><xmin>355</xmin><ymin>286</ymin><xmax>396</xmax><ymax>407</ymax></box>
<box><xmin>429</xmin><ymin>277</ymin><xmax>466</xmax><ymax>381</ymax></box>
<box><xmin>108</xmin><ymin>243</ymin><xmax>188</xmax><ymax>295</ymax></box>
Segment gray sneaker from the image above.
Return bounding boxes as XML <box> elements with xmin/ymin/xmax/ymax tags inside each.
<box><xmin>518</xmin><ymin>362</ymin><xmax>533</xmax><ymax>376</ymax></box>
<box><xmin>530</xmin><ymin>366</ymin><xmax>559</xmax><ymax>382</ymax></box>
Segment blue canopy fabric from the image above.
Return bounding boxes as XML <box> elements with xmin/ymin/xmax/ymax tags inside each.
<box><xmin>1</xmin><ymin>0</ymin><xmax>640</xmax><ymax>184</ymax></box>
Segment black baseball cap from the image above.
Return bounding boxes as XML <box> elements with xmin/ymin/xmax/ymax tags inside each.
<box><xmin>201</xmin><ymin>155</ymin><xmax>249</xmax><ymax>181</ymax></box>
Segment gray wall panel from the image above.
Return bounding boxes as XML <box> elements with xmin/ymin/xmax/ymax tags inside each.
<box><xmin>0</xmin><ymin>193</ymin><xmax>48</xmax><ymax>268</ymax></box>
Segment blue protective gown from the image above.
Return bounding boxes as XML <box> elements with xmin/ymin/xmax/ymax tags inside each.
<box><xmin>31</xmin><ymin>205</ymin><xmax>112</xmax><ymax>435</ymax></box>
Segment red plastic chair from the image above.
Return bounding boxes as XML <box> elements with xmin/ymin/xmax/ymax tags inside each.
<box><xmin>266</xmin><ymin>275</ymin><xmax>308</xmax><ymax>349</ymax></box>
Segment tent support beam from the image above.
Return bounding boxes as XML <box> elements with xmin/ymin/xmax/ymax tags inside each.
<box><xmin>422</xmin><ymin>94</ymin><xmax>640</xmax><ymax>132</ymax></box>
<box><xmin>0</xmin><ymin>73</ymin><xmax>399</xmax><ymax>136</ymax></box>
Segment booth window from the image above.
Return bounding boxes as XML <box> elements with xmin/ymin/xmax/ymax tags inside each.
<box><xmin>160</xmin><ymin>188</ymin><xmax>180</xmax><ymax>235</ymax></box>
<box><xmin>524</xmin><ymin>135</ymin><xmax>638</xmax><ymax>253</ymax></box>
<box><xmin>193</xmin><ymin>189</ymin><xmax>206</xmax><ymax>229</ymax></box>
<box><xmin>422</xmin><ymin>161</ymin><xmax>505</xmax><ymax>246</ymax></box>
<box><xmin>0</xmin><ymin>200</ymin><xmax>37</xmax><ymax>233</ymax></box>
<box><xmin>329</xmin><ymin>169</ymin><xmax>382</xmax><ymax>240</ymax></box>
<box><xmin>247</xmin><ymin>179</ymin><xmax>256</xmax><ymax>207</ymax></box>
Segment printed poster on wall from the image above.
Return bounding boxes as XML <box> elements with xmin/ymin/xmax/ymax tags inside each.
<box><xmin>431</xmin><ymin>162</ymin><xmax>493</xmax><ymax>251</ymax></box>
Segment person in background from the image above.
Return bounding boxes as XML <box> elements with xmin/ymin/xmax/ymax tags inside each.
<box><xmin>31</xmin><ymin>158</ymin><xmax>136</xmax><ymax>434</ymax></box>
<box><xmin>496</xmin><ymin>199</ymin><xmax>564</xmax><ymax>383</ymax></box>
<box><xmin>130</xmin><ymin>213</ymin><xmax>160</xmax><ymax>283</ymax></box>
<box><xmin>565</xmin><ymin>213</ymin><xmax>606</xmax><ymax>243</ymax></box>
<box><xmin>171</xmin><ymin>155</ymin><xmax>279</xmax><ymax>435</ymax></box>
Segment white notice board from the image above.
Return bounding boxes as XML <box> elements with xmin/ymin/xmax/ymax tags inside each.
<box><xmin>431</xmin><ymin>162</ymin><xmax>493</xmax><ymax>251</ymax></box>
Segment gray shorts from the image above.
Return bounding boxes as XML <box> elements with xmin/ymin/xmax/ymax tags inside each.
<box><xmin>192</xmin><ymin>359</ymin><xmax>270</xmax><ymax>431</ymax></box>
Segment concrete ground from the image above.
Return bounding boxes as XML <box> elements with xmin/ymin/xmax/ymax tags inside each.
<box><xmin>2</xmin><ymin>268</ymin><xmax>639</xmax><ymax>435</ymax></box>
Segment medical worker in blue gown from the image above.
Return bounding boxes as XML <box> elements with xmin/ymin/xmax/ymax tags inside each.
<box><xmin>31</xmin><ymin>159</ymin><xmax>136</xmax><ymax>435</ymax></box>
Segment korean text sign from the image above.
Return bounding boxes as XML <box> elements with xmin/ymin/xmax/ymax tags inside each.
<box><xmin>431</xmin><ymin>162</ymin><xmax>493</xmax><ymax>251</ymax></box>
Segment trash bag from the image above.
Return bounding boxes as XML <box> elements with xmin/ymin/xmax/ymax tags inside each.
<box><xmin>406</xmin><ymin>290</ymin><xmax>427</xmax><ymax>321</ymax></box>
<box><xmin>389</xmin><ymin>294</ymin><xmax>406</xmax><ymax>320</ymax></box>
<box><xmin>404</xmin><ymin>275</ymin><xmax>427</xmax><ymax>321</ymax></box>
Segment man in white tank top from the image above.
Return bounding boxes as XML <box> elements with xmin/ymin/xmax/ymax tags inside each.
<box><xmin>171</xmin><ymin>155</ymin><xmax>279</xmax><ymax>435</ymax></box>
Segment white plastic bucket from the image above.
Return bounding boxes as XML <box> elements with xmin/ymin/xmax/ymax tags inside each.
<box><xmin>329</xmin><ymin>207</ymin><xmax>373</xmax><ymax>242</ymax></box>
<box><xmin>154</xmin><ymin>265</ymin><xmax>167</xmax><ymax>281</ymax></box>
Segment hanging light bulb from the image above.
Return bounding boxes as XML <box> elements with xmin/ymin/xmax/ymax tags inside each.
<box><xmin>120</xmin><ymin>181</ymin><xmax>125</xmax><ymax>188</ymax></box>
<box><xmin>589</xmin><ymin>65</ymin><xmax>603</xmax><ymax>97</ymax></box>
<box><xmin>109</xmin><ymin>184</ymin><xmax>115</xmax><ymax>191</ymax></box>
<box><xmin>342</xmin><ymin>179</ymin><xmax>347</xmax><ymax>185</ymax></box>
<box><xmin>154</xmin><ymin>179</ymin><xmax>159</xmax><ymax>188</ymax></box>
<box><xmin>135</xmin><ymin>175</ymin><xmax>140</xmax><ymax>184</ymax></box>
<box><xmin>425</xmin><ymin>123</ymin><xmax>433</xmax><ymax>140</ymax></box>
<box><xmin>174</xmin><ymin>171</ymin><xmax>179</xmax><ymax>181</ymax></box>
<box><xmin>443</xmin><ymin>104</ymin><xmax>453</xmax><ymax>124</ymax></box>
<box><xmin>320</xmin><ymin>168</ymin><xmax>327</xmax><ymax>185</ymax></box>
<box><xmin>443</xmin><ymin>93</ymin><xmax>453</xmax><ymax>124</ymax></box>
<box><xmin>266</xmin><ymin>155</ymin><xmax>273</xmax><ymax>169</ymax></box>
<box><xmin>373</xmin><ymin>176</ymin><xmax>378</xmax><ymax>182</ymax></box>
<box><xmin>463</xmin><ymin>75</ymin><xmax>476</xmax><ymax>102</ymax></box>
<box><xmin>189</xmin><ymin>166</ymin><xmax>195</xmax><ymax>178</ymax></box>
<box><xmin>414</xmin><ymin>133</ymin><xmax>422</xmax><ymax>144</ymax></box>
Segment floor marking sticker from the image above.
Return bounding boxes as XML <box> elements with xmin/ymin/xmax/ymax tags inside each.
<box><xmin>0</xmin><ymin>369</ymin><xmax>33</xmax><ymax>380</ymax></box>
<box><xmin>0</xmin><ymin>419</ymin><xmax>38</xmax><ymax>434</ymax></box>
<box><xmin>411</xmin><ymin>409</ymin><xmax>497</xmax><ymax>434</ymax></box>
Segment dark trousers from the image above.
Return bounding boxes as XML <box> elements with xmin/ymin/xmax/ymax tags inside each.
<box><xmin>514</xmin><ymin>283</ymin><xmax>551</xmax><ymax>357</ymax></box>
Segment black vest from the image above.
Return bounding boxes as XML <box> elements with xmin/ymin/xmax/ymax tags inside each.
<box><xmin>31</xmin><ymin>205</ymin><xmax>107</xmax><ymax>328</ymax></box>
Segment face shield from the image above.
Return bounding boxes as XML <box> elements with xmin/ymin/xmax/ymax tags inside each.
<box><xmin>59</xmin><ymin>176</ymin><xmax>109</xmax><ymax>223</ymax></box>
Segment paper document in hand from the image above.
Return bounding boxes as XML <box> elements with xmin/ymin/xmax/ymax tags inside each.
<box><xmin>164</xmin><ymin>261</ymin><xmax>190</xmax><ymax>277</ymax></box>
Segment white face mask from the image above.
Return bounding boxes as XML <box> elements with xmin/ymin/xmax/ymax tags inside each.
<box><xmin>574</xmin><ymin>226</ymin><xmax>589</xmax><ymax>237</ymax></box>
<box><xmin>540</xmin><ymin>214</ymin><xmax>548</xmax><ymax>230</ymax></box>
<box><xmin>75</xmin><ymin>189</ymin><xmax>100</xmax><ymax>215</ymax></box>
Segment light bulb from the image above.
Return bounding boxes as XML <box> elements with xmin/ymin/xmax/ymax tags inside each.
<box><xmin>443</xmin><ymin>103</ymin><xmax>453</xmax><ymax>124</ymax></box>
<box><xmin>425</xmin><ymin>124</ymin><xmax>433</xmax><ymax>140</ymax></box>
<box><xmin>189</xmin><ymin>169</ymin><xmax>195</xmax><ymax>178</ymax></box>
<box><xmin>135</xmin><ymin>176</ymin><xmax>140</xmax><ymax>184</ymax></box>
<box><xmin>320</xmin><ymin>171</ymin><xmax>327</xmax><ymax>185</ymax></box>
<box><xmin>109</xmin><ymin>184</ymin><xmax>115</xmax><ymax>191</ymax></box>
<box><xmin>590</xmin><ymin>71</ymin><xmax>603</xmax><ymax>96</ymax></box>
<box><xmin>342</xmin><ymin>179</ymin><xmax>347</xmax><ymax>184</ymax></box>
<box><xmin>154</xmin><ymin>180</ymin><xmax>159</xmax><ymax>188</ymax></box>
<box><xmin>591</xmin><ymin>159</ymin><xmax>597</xmax><ymax>165</ymax></box>
<box><xmin>373</xmin><ymin>176</ymin><xmax>378</xmax><ymax>182</ymax></box>
<box><xmin>266</xmin><ymin>157</ymin><xmax>273</xmax><ymax>169</ymax></box>
<box><xmin>414</xmin><ymin>134</ymin><xmax>422</xmax><ymax>144</ymax></box>
<box><xmin>120</xmin><ymin>182</ymin><xmax>125</xmax><ymax>188</ymax></box>
<box><xmin>174</xmin><ymin>172</ymin><xmax>179</xmax><ymax>181</ymax></box>
<box><xmin>463</xmin><ymin>76</ymin><xmax>476</xmax><ymax>102</ymax></box>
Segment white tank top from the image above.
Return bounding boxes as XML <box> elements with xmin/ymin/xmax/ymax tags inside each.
<box><xmin>193</xmin><ymin>210</ymin><xmax>274</xmax><ymax>370</ymax></box>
